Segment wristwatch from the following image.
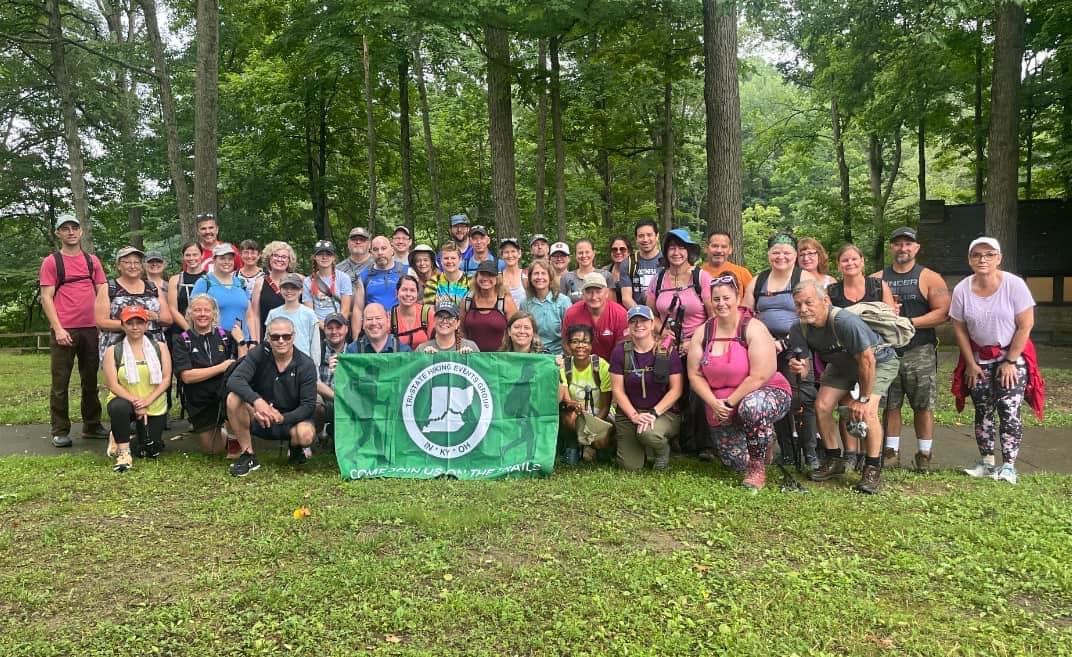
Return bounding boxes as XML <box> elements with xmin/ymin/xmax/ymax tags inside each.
<box><xmin>1003</xmin><ymin>358</ymin><xmax>1018</xmax><ymax>365</ymax></box>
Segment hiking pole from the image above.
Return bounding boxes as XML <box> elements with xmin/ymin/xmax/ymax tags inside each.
<box><xmin>777</xmin><ymin>347</ymin><xmax>807</xmax><ymax>493</ymax></box>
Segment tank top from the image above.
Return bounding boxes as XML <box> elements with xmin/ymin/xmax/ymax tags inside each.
<box><xmin>754</xmin><ymin>268</ymin><xmax>800</xmax><ymax>337</ymax></box>
<box><xmin>107</xmin><ymin>359</ymin><xmax>168</xmax><ymax>416</ymax></box>
<box><xmin>177</xmin><ymin>271</ymin><xmax>204</xmax><ymax>317</ymax></box>
<box><xmin>392</xmin><ymin>305</ymin><xmax>431</xmax><ymax>349</ymax></box>
<box><xmin>462</xmin><ymin>296</ymin><xmax>508</xmax><ymax>353</ymax></box>
<box><xmin>827</xmin><ymin>277</ymin><xmax>883</xmax><ymax>308</ymax></box>
<box><xmin>258</xmin><ymin>275</ymin><xmax>286</xmax><ymax>337</ymax></box>
<box><xmin>882</xmin><ymin>264</ymin><xmax>936</xmax><ymax>348</ymax></box>
<box><xmin>699</xmin><ymin>318</ymin><xmax>791</xmax><ymax>426</ymax></box>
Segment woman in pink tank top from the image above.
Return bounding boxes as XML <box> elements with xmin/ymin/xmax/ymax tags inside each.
<box><xmin>687</xmin><ymin>273</ymin><xmax>792</xmax><ymax>490</ymax></box>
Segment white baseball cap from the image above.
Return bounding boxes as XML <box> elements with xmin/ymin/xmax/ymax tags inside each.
<box><xmin>968</xmin><ymin>236</ymin><xmax>1001</xmax><ymax>254</ymax></box>
<box><xmin>549</xmin><ymin>242</ymin><xmax>570</xmax><ymax>256</ymax></box>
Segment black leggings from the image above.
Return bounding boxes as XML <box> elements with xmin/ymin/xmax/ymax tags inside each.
<box><xmin>107</xmin><ymin>398</ymin><xmax>166</xmax><ymax>446</ymax></box>
<box><xmin>774</xmin><ymin>352</ymin><xmax>817</xmax><ymax>461</ymax></box>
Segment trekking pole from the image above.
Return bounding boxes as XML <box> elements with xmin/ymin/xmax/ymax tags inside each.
<box><xmin>777</xmin><ymin>347</ymin><xmax>807</xmax><ymax>493</ymax></box>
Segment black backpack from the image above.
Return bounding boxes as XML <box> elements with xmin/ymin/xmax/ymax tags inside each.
<box><xmin>51</xmin><ymin>252</ymin><xmax>95</xmax><ymax>291</ymax></box>
<box><xmin>754</xmin><ymin>267</ymin><xmax>803</xmax><ymax>298</ymax></box>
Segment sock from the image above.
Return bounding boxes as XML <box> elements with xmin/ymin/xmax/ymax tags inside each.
<box><xmin>982</xmin><ymin>454</ymin><xmax>995</xmax><ymax>466</ymax></box>
<box><xmin>917</xmin><ymin>438</ymin><xmax>932</xmax><ymax>453</ymax></box>
<box><xmin>865</xmin><ymin>456</ymin><xmax>881</xmax><ymax>467</ymax></box>
<box><xmin>885</xmin><ymin>435</ymin><xmax>900</xmax><ymax>451</ymax></box>
<box><xmin>843</xmin><ymin>450</ymin><xmax>858</xmax><ymax>463</ymax></box>
<box><xmin>825</xmin><ymin>447</ymin><xmax>841</xmax><ymax>459</ymax></box>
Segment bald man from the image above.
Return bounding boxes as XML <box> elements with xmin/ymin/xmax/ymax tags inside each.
<box><xmin>357</xmin><ymin>236</ymin><xmax>411</xmax><ymax>310</ymax></box>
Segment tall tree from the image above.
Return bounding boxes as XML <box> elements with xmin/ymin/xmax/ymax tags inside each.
<box><xmin>362</xmin><ymin>34</ymin><xmax>377</xmax><ymax>231</ymax></box>
<box><xmin>194</xmin><ymin>0</ymin><xmax>219</xmax><ymax>218</ymax></box>
<box><xmin>703</xmin><ymin>0</ymin><xmax>743</xmax><ymax>259</ymax></box>
<box><xmin>412</xmin><ymin>37</ymin><xmax>444</xmax><ymax>234</ymax></box>
<box><xmin>486</xmin><ymin>24</ymin><xmax>520</xmax><ymax>239</ymax></box>
<box><xmin>399</xmin><ymin>49</ymin><xmax>415</xmax><ymax>232</ymax></box>
<box><xmin>985</xmin><ymin>0</ymin><xmax>1026</xmax><ymax>272</ymax></box>
<box><xmin>533</xmin><ymin>38</ymin><xmax>548</xmax><ymax>234</ymax></box>
<box><xmin>549</xmin><ymin>35</ymin><xmax>566</xmax><ymax>241</ymax></box>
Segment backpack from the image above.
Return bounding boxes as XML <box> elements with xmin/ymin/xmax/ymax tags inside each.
<box><xmin>804</xmin><ymin>302</ymin><xmax>915</xmax><ymax>351</ymax></box>
<box><xmin>651</xmin><ymin>267</ymin><xmax>705</xmax><ymax>345</ymax></box>
<box><xmin>179</xmin><ymin>327</ymin><xmax>233</xmax><ymax>360</ymax></box>
<box><xmin>202</xmin><ymin>273</ymin><xmax>246</xmax><ymax>293</ymax></box>
<box><xmin>51</xmin><ymin>252</ymin><xmax>95</xmax><ymax>291</ymax></box>
<box><xmin>652</xmin><ymin>266</ymin><xmax>703</xmax><ymax>301</ymax></box>
<box><xmin>754</xmin><ymin>267</ymin><xmax>802</xmax><ymax>298</ymax></box>
<box><xmin>391</xmin><ymin>305</ymin><xmax>432</xmax><ymax>343</ymax></box>
<box><xmin>623</xmin><ymin>340</ymin><xmax>673</xmax><ymax>385</ymax></box>
<box><xmin>699</xmin><ymin>312</ymin><xmax>751</xmax><ymax>366</ymax></box>
<box><xmin>112</xmin><ymin>336</ymin><xmax>163</xmax><ymax>371</ymax></box>
<box><xmin>462</xmin><ymin>294</ymin><xmax>506</xmax><ymax>318</ymax></box>
<box><xmin>563</xmin><ymin>354</ymin><xmax>602</xmax><ymax>389</ymax></box>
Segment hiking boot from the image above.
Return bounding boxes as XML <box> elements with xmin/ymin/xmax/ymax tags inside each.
<box><xmin>741</xmin><ymin>460</ymin><xmax>766</xmax><ymax>490</ymax></box>
<box><xmin>581</xmin><ymin>446</ymin><xmax>597</xmax><ymax>462</ymax></box>
<box><xmin>81</xmin><ymin>424</ymin><xmax>109</xmax><ymax>440</ymax></box>
<box><xmin>698</xmin><ymin>450</ymin><xmax>715</xmax><ymax>462</ymax></box>
<box><xmin>883</xmin><ymin>447</ymin><xmax>899</xmax><ymax>468</ymax></box>
<box><xmin>652</xmin><ymin>445</ymin><xmax>671</xmax><ymax>471</ymax></box>
<box><xmin>142</xmin><ymin>438</ymin><xmax>163</xmax><ymax>459</ymax></box>
<box><xmin>51</xmin><ymin>435</ymin><xmax>72</xmax><ymax>448</ymax></box>
<box><xmin>809</xmin><ymin>457</ymin><xmax>847</xmax><ymax>482</ymax></box>
<box><xmin>963</xmin><ymin>460</ymin><xmax>995</xmax><ymax>478</ymax></box>
<box><xmin>113</xmin><ymin>447</ymin><xmax>133</xmax><ymax>473</ymax></box>
<box><xmin>991</xmin><ymin>463</ymin><xmax>1018</xmax><ymax>485</ymax></box>
<box><xmin>288</xmin><ymin>446</ymin><xmax>308</xmax><ymax>466</ymax></box>
<box><xmin>913</xmin><ymin>451</ymin><xmax>932</xmax><ymax>473</ymax></box>
<box><xmin>854</xmin><ymin>464</ymin><xmax>882</xmax><ymax>494</ymax></box>
<box><xmin>230</xmin><ymin>452</ymin><xmax>260</xmax><ymax>477</ymax></box>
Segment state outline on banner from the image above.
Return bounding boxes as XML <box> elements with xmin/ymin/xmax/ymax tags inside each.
<box><xmin>401</xmin><ymin>360</ymin><xmax>494</xmax><ymax>459</ymax></box>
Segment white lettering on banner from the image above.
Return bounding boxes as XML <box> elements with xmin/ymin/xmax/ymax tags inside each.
<box><xmin>401</xmin><ymin>361</ymin><xmax>494</xmax><ymax>458</ymax></box>
<box><xmin>349</xmin><ymin>462</ymin><xmax>544</xmax><ymax>479</ymax></box>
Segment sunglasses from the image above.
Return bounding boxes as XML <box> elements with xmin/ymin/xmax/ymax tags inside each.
<box><xmin>711</xmin><ymin>274</ymin><xmax>739</xmax><ymax>290</ymax></box>
<box><xmin>610</xmin><ymin>246</ymin><xmax>629</xmax><ymax>253</ymax></box>
<box><xmin>268</xmin><ymin>333</ymin><xmax>293</xmax><ymax>342</ymax></box>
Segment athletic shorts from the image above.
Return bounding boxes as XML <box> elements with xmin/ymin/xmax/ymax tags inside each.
<box><xmin>821</xmin><ymin>355</ymin><xmax>900</xmax><ymax>398</ymax></box>
<box><xmin>252</xmin><ymin>422</ymin><xmax>298</xmax><ymax>441</ymax></box>
<box><xmin>881</xmin><ymin>344</ymin><xmax>937</xmax><ymax>411</ymax></box>
<box><xmin>187</xmin><ymin>402</ymin><xmax>225</xmax><ymax>434</ymax></box>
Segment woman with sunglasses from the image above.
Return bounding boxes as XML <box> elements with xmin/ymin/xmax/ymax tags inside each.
<box><xmin>688</xmin><ymin>274</ymin><xmax>791</xmax><ymax>490</ymax></box>
<box><xmin>951</xmin><ymin>237</ymin><xmax>1041</xmax><ymax>485</ymax></box>
<box><xmin>604</xmin><ymin>236</ymin><xmax>637</xmax><ymax>309</ymax></box>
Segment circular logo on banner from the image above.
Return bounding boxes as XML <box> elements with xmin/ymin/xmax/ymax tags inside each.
<box><xmin>401</xmin><ymin>361</ymin><xmax>494</xmax><ymax>458</ymax></box>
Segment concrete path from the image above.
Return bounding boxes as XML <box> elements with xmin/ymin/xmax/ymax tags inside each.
<box><xmin>2</xmin><ymin>419</ymin><xmax>1068</xmax><ymax>474</ymax></box>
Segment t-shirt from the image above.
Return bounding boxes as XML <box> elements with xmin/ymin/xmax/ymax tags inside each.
<box><xmin>521</xmin><ymin>292</ymin><xmax>572</xmax><ymax>355</ymax></box>
<box><xmin>789</xmin><ymin>308</ymin><xmax>897</xmax><ymax>375</ymax></box>
<box><xmin>346</xmin><ymin>336</ymin><xmax>413</xmax><ymax>353</ymax></box>
<box><xmin>171</xmin><ymin>328</ymin><xmax>237</xmax><ymax>411</ymax></box>
<box><xmin>605</xmin><ymin>263</ymin><xmax>634</xmax><ymax>305</ymax></box>
<box><xmin>559</xmin><ymin>270</ymin><xmax>614</xmax><ymax>303</ymax></box>
<box><xmin>561</xmin><ymin>300</ymin><xmax>629</xmax><ymax>360</ymax></box>
<box><xmin>702</xmin><ymin>260</ymin><xmax>753</xmax><ymax>291</ymax></box>
<box><xmin>192</xmin><ymin>274</ymin><xmax>251</xmax><ymax>341</ymax></box>
<box><xmin>559</xmin><ymin>356</ymin><xmax>612</xmax><ymax>409</ymax></box>
<box><xmin>266</xmin><ymin>304</ymin><xmax>321</xmax><ymax>368</ymax></box>
<box><xmin>949</xmin><ymin>273</ymin><xmax>1035</xmax><ymax>358</ymax></box>
<box><xmin>632</xmin><ymin>254</ymin><xmax>663</xmax><ymax>300</ymax></box>
<box><xmin>198</xmin><ymin>243</ymin><xmax>244</xmax><ymax>272</ymax></box>
<box><xmin>461</xmin><ymin>253</ymin><xmax>505</xmax><ymax>276</ymax></box>
<box><xmin>645</xmin><ymin>268</ymin><xmax>713</xmax><ymax>340</ymax></box>
<box><xmin>360</xmin><ymin>263</ymin><xmax>408</xmax><ymax>310</ymax></box>
<box><xmin>608</xmin><ymin>342</ymin><xmax>682</xmax><ymax>414</ymax></box>
<box><xmin>39</xmin><ymin>252</ymin><xmax>106</xmax><ymax>329</ymax></box>
<box><xmin>337</xmin><ymin>256</ymin><xmax>373</xmax><ymax>286</ymax></box>
<box><xmin>415</xmin><ymin>338</ymin><xmax>480</xmax><ymax>353</ymax></box>
<box><xmin>237</xmin><ymin>268</ymin><xmax>264</xmax><ymax>291</ymax></box>
<box><xmin>424</xmin><ymin>273</ymin><xmax>470</xmax><ymax>306</ymax></box>
<box><xmin>303</xmin><ymin>271</ymin><xmax>354</xmax><ymax>321</ymax></box>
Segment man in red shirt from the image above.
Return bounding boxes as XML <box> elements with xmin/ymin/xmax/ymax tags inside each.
<box><xmin>195</xmin><ymin>213</ymin><xmax>243</xmax><ymax>271</ymax></box>
<box><xmin>39</xmin><ymin>215</ymin><xmax>109</xmax><ymax>447</ymax></box>
<box><xmin>562</xmin><ymin>272</ymin><xmax>628</xmax><ymax>360</ymax></box>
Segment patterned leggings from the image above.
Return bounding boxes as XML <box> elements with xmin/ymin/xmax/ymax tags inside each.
<box><xmin>710</xmin><ymin>387</ymin><xmax>792</xmax><ymax>472</ymax></box>
<box><xmin>969</xmin><ymin>361</ymin><xmax>1027</xmax><ymax>464</ymax></box>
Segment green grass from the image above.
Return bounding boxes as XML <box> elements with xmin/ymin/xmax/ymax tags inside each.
<box><xmin>1</xmin><ymin>454</ymin><xmax>1070</xmax><ymax>656</ymax></box>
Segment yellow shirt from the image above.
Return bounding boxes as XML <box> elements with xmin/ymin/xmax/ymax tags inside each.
<box><xmin>107</xmin><ymin>359</ymin><xmax>168</xmax><ymax>416</ymax></box>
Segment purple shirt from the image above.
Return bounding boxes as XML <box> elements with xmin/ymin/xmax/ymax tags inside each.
<box><xmin>609</xmin><ymin>342</ymin><xmax>682</xmax><ymax>413</ymax></box>
<box><xmin>949</xmin><ymin>272</ymin><xmax>1034</xmax><ymax>357</ymax></box>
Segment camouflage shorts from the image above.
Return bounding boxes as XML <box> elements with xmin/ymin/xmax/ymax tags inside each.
<box><xmin>882</xmin><ymin>344</ymin><xmax>937</xmax><ymax>411</ymax></box>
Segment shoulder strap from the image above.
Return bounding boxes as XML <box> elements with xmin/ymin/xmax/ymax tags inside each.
<box><xmin>53</xmin><ymin>252</ymin><xmax>65</xmax><ymax>287</ymax></box>
<box><xmin>420</xmin><ymin>304</ymin><xmax>431</xmax><ymax>331</ymax></box>
<box><xmin>653</xmin><ymin>269</ymin><xmax>666</xmax><ymax>298</ymax></box>
<box><xmin>737</xmin><ymin>314</ymin><xmax>751</xmax><ymax>345</ymax></box>
<box><xmin>590</xmin><ymin>354</ymin><xmax>601</xmax><ymax>389</ymax></box>
<box><xmin>563</xmin><ymin>355</ymin><xmax>573</xmax><ymax>386</ymax></box>
<box><xmin>755</xmin><ymin>269</ymin><xmax>770</xmax><ymax>295</ymax></box>
<box><xmin>113</xmin><ymin>337</ymin><xmax>162</xmax><ymax>369</ymax></box>
<box><xmin>463</xmin><ymin>295</ymin><xmax>473</xmax><ymax>314</ymax></box>
<box><xmin>390</xmin><ymin>306</ymin><xmax>400</xmax><ymax>336</ymax></box>
<box><xmin>691</xmin><ymin>266</ymin><xmax>702</xmax><ymax>297</ymax></box>
<box><xmin>629</xmin><ymin>257</ymin><xmax>639</xmax><ymax>278</ymax></box>
<box><xmin>791</xmin><ymin>267</ymin><xmax>802</xmax><ymax>290</ymax></box>
<box><xmin>496</xmin><ymin>296</ymin><xmax>506</xmax><ymax>317</ymax></box>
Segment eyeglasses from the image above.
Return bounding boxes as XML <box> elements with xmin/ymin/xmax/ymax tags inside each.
<box><xmin>798</xmin><ymin>251</ymin><xmax>818</xmax><ymax>259</ymax></box>
<box><xmin>970</xmin><ymin>251</ymin><xmax>999</xmax><ymax>261</ymax></box>
<box><xmin>569</xmin><ymin>338</ymin><xmax>591</xmax><ymax>345</ymax></box>
<box><xmin>268</xmin><ymin>333</ymin><xmax>293</xmax><ymax>342</ymax></box>
<box><xmin>270</xmin><ymin>253</ymin><xmax>289</xmax><ymax>260</ymax></box>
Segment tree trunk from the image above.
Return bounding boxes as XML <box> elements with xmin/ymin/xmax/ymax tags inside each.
<box><xmin>412</xmin><ymin>38</ymin><xmax>444</xmax><ymax>234</ymax></box>
<box><xmin>550</xmin><ymin>35</ymin><xmax>567</xmax><ymax>242</ymax></box>
<box><xmin>867</xmin><ymin>130</ymin><xmax>903</xmax><ymax>268</ymax></box>
<box><xmin>100</xmin><ymin>0</ymin><xmax>142</xmax><ymax>247</ymax></box>
<box><xmin>661</xmin><ymin>76</ymin><xmax>674</xmax><ymax>232</ymax></box>
<box><xmin>140</xmin><ymin>0</ymin><xmax>194</xmax><ymax>239</ymax></box>
<box><xmin>534</xmin><ymin>38</ymin><xmax>548</xmax><ymax>234</ymax></box>
<box><xmin>305</xmin><ymin>96</ymin><xmax>325</xmax><ymax>240</ymax></box>
<box><xmin>917</xmin><ymin>115</ymin><xmax>926</xmax><ymax>219</ymax></box>
<box><xmin>832</xmin><ymin>96</ymin><xmax>852</xmax><ymax>243</ymax></box>
<box><xmin>974</xmin><ymin>17</ymin><xmax>986</xmax><ymax>204</ymax></box>
<box><xmin>985</xmin><ymin>1</ymin><xmax>1026</xmax><ymax>272</ymax></box>
<box><xmin>47</xmin><ymin>0</ymin><xmax>93</xmax><ymax>252</ymax></box>
<box><xmin>362</xmin><ymin>34</ymin><xmax>377</xmax><ymax>232</ymax></box>
<box><xmin>194</xmin><ymin>0</ymin><xmax>219</xmax><ymax>218</ymax></box>
<box><xmin>703</xmin><ymin>0</ymin><xmax>743</xmax><ymax>259</ymax></box>
<box><xmin>598</xmin><ymin>147</ymin><xmax>613</xmax><ymax>231</ymax></box>
<box><xmin>317</xmin><ymin>97</ymin><xmax>329</xmax><ymax>239</ymax></box>
<box><xmin>399</xmin><ymin>50</ymin><xmax>415</xmax><ymax>233</ymax></box>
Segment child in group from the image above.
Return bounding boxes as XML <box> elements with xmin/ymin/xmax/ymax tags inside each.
<box><xmin>266</xmin><ymin>272</ymin><xmax>321</xmax><ymax>368</ymax></box>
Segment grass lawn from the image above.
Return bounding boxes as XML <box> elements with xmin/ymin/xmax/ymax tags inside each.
<box><xmin>1</xmin><ymin>454</ymin><xmax>1070</xmax><ymax>656</ymax></box>
<box><xmin>3</xmin><ymin>349</ymin><xmax>1071</xmax><ymax>427</ymax></box>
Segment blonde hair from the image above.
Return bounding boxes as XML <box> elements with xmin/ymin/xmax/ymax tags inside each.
<box><xmin>260</xmin><ymin>241</ymin><xmax>297</xmax><ymax>272</ymax></box>
<box><xmin>184</xmin><ymin>293</ymin><xmax>221</xmax><ymax>330</ymax></box>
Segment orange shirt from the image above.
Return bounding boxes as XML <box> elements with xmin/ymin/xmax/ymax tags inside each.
<box><xmin>702</xmin><ymin>260</ymin><xmax>753</xmax><ymax>290</ymax></box>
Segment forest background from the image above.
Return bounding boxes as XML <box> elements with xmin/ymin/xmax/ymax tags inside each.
<box><xmin>0</xmin><ymin>0</ymin><xmax>1065</xmax><ymax>330</ymax></box>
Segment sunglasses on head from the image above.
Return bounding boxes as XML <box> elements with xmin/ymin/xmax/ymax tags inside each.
<box><xmin>711</xmin><ymin>274</ymin><xmax>739</xmax><ymax>290</ymax></box>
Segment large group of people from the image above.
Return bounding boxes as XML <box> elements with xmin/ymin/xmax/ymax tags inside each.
<box><xmin>39</xmin><ymin>211</ymin><xmax>1043</xmax><ymax>493</ymax></box>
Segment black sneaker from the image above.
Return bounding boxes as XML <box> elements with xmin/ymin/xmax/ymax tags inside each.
<box><xmin>230</xmin><ymin>452</ymin><xmax>260</xmax><ymax>477</ymax></box>
<box><xmin>143</xmin><ymin>440</ymin><xmax>163</xmax><ymax>459</ymax></box>
<box><xmin>288</xmin><ymin>445</ymin><xmax>308</xmax><ymax>466</ymax></box>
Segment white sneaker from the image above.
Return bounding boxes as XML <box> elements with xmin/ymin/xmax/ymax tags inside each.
<box><xmin>991</xmin><ymin>463</ymin><xmax>1018</xmax><ymax>485</ymax></box>
<box><xmin>963</xmin><ymin>461</ymin><xmax>995</xmax><ymax>478</ymax></box>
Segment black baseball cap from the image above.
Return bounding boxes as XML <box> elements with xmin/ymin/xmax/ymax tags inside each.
<box><xmin>889</xmin><ymin>226</ymin><xmax>918</xmax><ymax>242</ymax></box>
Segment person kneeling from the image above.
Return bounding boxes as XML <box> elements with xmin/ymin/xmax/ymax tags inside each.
<box><xmin>102</xmin><ymin>305</ymin><xmax>172</xmax><ymax>472</ymax></box>
<box><xmin>225</xmin><ymin>316</ymin><xmax>318</xmax><ymax>476</ymax></box>
<box><xmin>609</xmin><ymin>306</ymin><xmax>683</xmax><ymax>471</ymax></box>
<box><xmin>688</xmin><ymin>275</ymin><xmax>792</xmax><ymax>490</ymax></box>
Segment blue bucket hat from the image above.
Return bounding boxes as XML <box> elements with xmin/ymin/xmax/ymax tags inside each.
<box><xmin>661</xmin><ymin>228</ymin><xmax>700</xmax><ymax>263</ymax></box>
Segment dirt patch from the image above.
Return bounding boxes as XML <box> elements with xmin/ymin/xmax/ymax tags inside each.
<box><xmin>637</xmin><ymin>527</ymin><xmax>688</xmax><ymax>553</ymax></box>
<box><xmin>1011</xmin><ymin>593</ymin><xmax>1072</xmax><ymax>629</ymax></box>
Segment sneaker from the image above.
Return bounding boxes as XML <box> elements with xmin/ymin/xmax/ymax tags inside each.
<box><xmin>963</xmin><ymin>460</ymin><xmax>995</xmax><ymax>478</ymax></box>
<box><xmin>697</xmin><ymin>450</ymin><xmax>715</xmax><ymax>462</ymax></box>
<box><xmin>914</xmin><ymin>451</ymin><xmax>932</xmax><ymax>473</ymax></box>
<box><xmin>809</xmin><ymin>457</ymin><xmax>847</xmax><ymax>482</ymax></box>
<box><xmin>81</xmin><ymin>424</ymin><xmax>109</xmax><ymax>440</ymax></box>
<box><xmin>113</xmin><ymin>448</ymin><xmax>133</xmax><ymax>473</ymax></box>
<box><xmin>225</xmin><ymin>437</ymin><xmax>241</xmax><ymax>459</ymax></box>
<box><xmin>991</xmin><ymin>463</ymin><xmax>1018</xmax><ymax>485</ymax></box>
<box><xmin>741</xmin><ymin>460</ymin><xmax>766</xmax><ymax>490</ymax></box>
<box><xmin>230</xmin><ymin>452</ymin><xmax>261</xmax><ymax>477</ymax></box>
<box><xmin>883</xmin><ymin>447</ymin><xmax>899</xmax><ymax>468</ymax></box>
<box><xmin>51</xmin><ymin>435</ymin><xmax>72</xmax><ymax>448</ymax></box>
<box><xmin>288</xmin><ymin>446</ymin><xmax>308</xmax><ymax>466</ymax></box>
<box><xmin>143</xmin><ymin>439</ymin><xmax>163</xmax><ymax>459</ymax></box>
<box><xmin>854</xmin><ymin>464</ymin><xmax>882</xmax><ymax>494</ymax></box>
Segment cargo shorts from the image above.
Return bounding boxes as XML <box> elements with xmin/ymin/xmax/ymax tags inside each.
<box><xmin>881</xmin><ymin>344</ymin><xmax>937</xmax><ymax>411</ymax></box>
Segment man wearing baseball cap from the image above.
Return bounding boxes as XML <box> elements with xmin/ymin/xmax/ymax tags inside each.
<box><xmin>338</xmin><ymin>227</ymin><xmax>374</xmax><ymax>284</ymax></box>
<box><xmin>461</xmin><ymin>225</ymin><xmax>503</xmax><ymax>276</ymax></box>
<box><xmin>391</xmin><ymin>226</ymin><xmax>413</xmax><ymax>267</ymax></box>
<box><xmin>40</xmin><ymin>214</ymin><xmax>109</xmax><ymax>447</ymax></box>
<box><xmin>529</xmin><ymin>234</ymin><xmax>550</xmax><ymax>261</ymax></box>
<box><xmin>561</xmin><ymin>272</ymin><xmax>629</xmax><ymax>360</ymax></box>
<box><xmin>449</xmin><ymin>214</ymin><xmax>474</xmax><ymax>262</ymax></box>
<box><xmin>314</xmin><ymin>311</ymin><xmax>351</xmax><ymax>445</ymax></box>
<box><xmin>872</xmin><ymin>225</ymin><xmax>950</xmax><ymax>471</ymax></box>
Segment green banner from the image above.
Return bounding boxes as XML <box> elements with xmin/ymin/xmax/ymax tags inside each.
<box><xmin>334</xmin><ymin>352</ymin><xmax>559</xmax><ymax>480</ymax></box>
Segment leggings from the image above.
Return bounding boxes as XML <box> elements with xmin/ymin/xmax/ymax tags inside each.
<box><xmin>969</xmin><ymin>361</ymin><xmax>1027</xmax><ymax>464</ymax></box>
<box><xmin>106</xmin><ymin>397</ymin><xmax>166</xmax><ymax>447</ymax></box>
<box><xmin>710</xmin><ymin>387</ymin><xmax>792</xmax><ymax>472</ymax></box>
<box><xmin>774</xmin><ymin>353</ymin><xmax>816</xmax><ymax>458</ymax></box>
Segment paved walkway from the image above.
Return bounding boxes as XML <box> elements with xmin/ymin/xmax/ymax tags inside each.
<box><xmin>2</xmin><ymin>420</ymin><xmax>1068</xmax><ymax>474</ymax></box>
